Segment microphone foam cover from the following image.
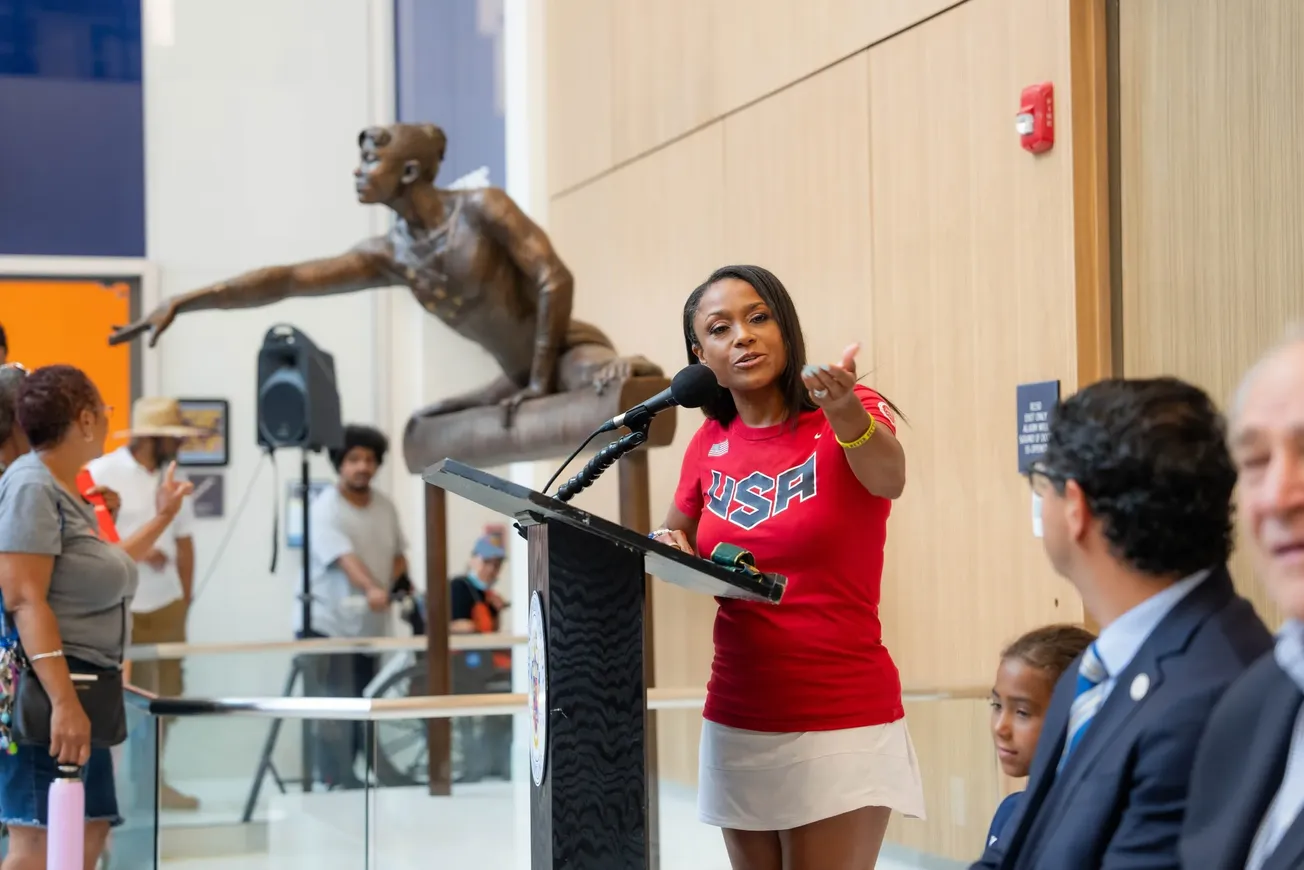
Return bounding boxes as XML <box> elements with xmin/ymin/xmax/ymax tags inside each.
<box><xmin>670</xmin><ymin>364</ymin><xmax>720</xmax><ymax>409</ymax></box>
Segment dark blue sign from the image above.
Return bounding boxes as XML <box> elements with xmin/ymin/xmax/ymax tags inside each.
<box><xmin>1017</xmin><ymin>380</ymin><xmax>1061</xmax><ymax>474</ymax></box>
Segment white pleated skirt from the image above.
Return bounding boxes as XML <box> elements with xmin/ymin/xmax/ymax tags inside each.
<box><xmin>697</xmin><ymin>717</ymin><xmax>927</xmax><ymax>832</ymax></box>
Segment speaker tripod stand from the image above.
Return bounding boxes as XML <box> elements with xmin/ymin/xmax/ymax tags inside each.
<box><xmin>252</xmin><ymin>323</ymin><xmax>350</xmax><ymax>805</ymax></box>
<box><xmin>294</xmin><ymin>451</ymin><xmax>315</xmax><ymax>796</ymax></box>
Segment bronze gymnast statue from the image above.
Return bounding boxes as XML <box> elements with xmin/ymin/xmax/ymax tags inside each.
<box><xmin>109</xmin><ymin>123</ymin><xmax>661</xmax><ymax>423</ymax></box>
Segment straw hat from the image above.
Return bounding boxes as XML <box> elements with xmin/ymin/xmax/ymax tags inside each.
<box><xmin>114</xmin><ymin>397</ymin><xmax>205</xmax><ymax>439</ymax></box>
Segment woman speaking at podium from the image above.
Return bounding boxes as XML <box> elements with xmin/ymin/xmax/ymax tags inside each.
<box><xmin>651</xmin><ymin>265</ymin><xmax>923</xmax><ymax>870</ymax></box>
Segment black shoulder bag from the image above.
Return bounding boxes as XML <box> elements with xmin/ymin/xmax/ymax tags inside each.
<box><xmin>7</xmin><ymin>501</ymin><xmax>128</xmax><ymax>748</ymax></box>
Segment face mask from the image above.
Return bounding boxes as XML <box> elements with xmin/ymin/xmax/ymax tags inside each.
<box><xmin>1031</xmin><ymin>492</ymin><xmax>1044</xmax><ymax>539</ymax></box>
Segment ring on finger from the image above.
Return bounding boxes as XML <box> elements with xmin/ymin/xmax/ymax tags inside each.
<box><xmin>812</xmin><ymin>388</ymin><xmax>829</xmax><ymax>399</ymax></box>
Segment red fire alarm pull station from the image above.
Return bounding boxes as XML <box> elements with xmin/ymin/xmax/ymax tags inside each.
<box><xmin>1017</xmin><ymin>82</ymin><xmax>1054</xmax><ymax>153</ymax></box>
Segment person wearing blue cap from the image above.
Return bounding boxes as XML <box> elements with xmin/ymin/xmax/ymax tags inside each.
<box><xmin>449</xmin><ymin>525</ymin><xmax>511</xmax><ymax>781</ymax></box>
<box><xmin>450</xmin><ymin>525</ymin><xmax>507</xmax><ymax>638</ymax></box>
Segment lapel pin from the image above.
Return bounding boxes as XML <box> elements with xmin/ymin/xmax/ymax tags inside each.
<box><xmin>1130</xmin><ymin>673</ymin><xmax>1150</xmax><ymax>701</ymax></box>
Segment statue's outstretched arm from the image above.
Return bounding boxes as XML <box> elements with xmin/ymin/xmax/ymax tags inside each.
<box><xmin>109</xmin><ymin>237</ymin><xmax>393</xmax><ymax>347</ymax></box>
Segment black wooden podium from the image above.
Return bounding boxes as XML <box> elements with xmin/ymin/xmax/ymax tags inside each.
<box><xmin>423</xmin><ymin>459</ymin><xmax>786</xmax><ymax>870</ymax></box>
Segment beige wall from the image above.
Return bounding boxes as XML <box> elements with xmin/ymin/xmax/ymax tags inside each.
<box><xmin>1118</xmin><ymin>0</ymin><xmax>1304</xmax><ymax>629</ymax></box>
<box><xmin>547</xmin><ymin>0</ymin><xmax>1100</xmax><ymax>859</ymax></box>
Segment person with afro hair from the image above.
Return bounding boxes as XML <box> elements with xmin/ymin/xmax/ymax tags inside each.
<box><xmin>301</xmin><ymin>423</ymin><xmax>409</xmax><ymax>789</ymax></box>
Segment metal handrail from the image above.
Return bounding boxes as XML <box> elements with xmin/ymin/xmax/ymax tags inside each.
<box><xmin>124</xmin><ymin>684</ymin><xmax>990</xmax><ymax>721</ymax></box>
<box><xmin>124</xmin><ymin>632</ymin><xmax>527</xmax><ymax>661</ymax></box>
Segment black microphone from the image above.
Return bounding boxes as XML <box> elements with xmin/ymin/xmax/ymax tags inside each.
<box><xmin>597</xmin><ymin>364</ymin><xmax>719</xmax><ymax>434</ymax></box>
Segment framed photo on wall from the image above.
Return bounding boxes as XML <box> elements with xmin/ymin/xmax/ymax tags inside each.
<box><xmin>176</xmin><ymin>398</ymin><xmax>230</xmax><ymax>467</ymax></box>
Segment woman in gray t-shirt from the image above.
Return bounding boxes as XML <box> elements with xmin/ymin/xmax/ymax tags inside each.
<box><xmin>0</xmin><ymin>365</ymin><xmax>191</xmax><ymax>865</ymax></box>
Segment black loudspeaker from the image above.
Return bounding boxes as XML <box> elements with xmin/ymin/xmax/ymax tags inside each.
<box><xmin>255</xmin><ymin>324</ymin><xmax>344</xmax><ymax>452</ymax></box>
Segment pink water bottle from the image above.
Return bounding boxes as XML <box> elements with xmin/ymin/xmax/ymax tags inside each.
<box><xmin>46</xmin><ymin>764</ymin><xmax>84</xmax><ymax>870</ymax></box>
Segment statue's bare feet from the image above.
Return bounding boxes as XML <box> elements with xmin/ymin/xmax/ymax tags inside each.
<box><xmin>592</xmin><ymin>355</ymin><xmax>663</xmax><ymax>395</ymax></box>
<box><xmin>592</xmin><ymin>358</ymin><xmax>631</xmax><ymax>395</ymax></box>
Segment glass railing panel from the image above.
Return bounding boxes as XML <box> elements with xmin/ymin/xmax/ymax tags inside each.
<box><xmin>131</xmin><ymin>643</ymin><xmax>415</xmax><ymax>827</ymax></box>
<box><xmin>126</xmin><ymin>633</ymin><xmax>518</xmax><ymax>817</ymax></box>
<box><xmin>150</xmin><ymin>715</ymin><xmax>369</xmax><ymax>869</ymax></box>
<box><xmin>121</xmin><ymin>693</ymin><xmax>531</xmax><ymax>867</ymax></box>
<box><xmin>105</xmin><ymin>697</ymin><xmax>160</xmax><ymax>869</ymax></box>
<box><xmin>366</xmin><ymin>710</ymin><xmax>524</xmax><ymax>868</ymax></box>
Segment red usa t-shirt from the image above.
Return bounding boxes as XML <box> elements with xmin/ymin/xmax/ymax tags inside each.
<box><xmin>674</xmin><ymin>385</ymin><xmax>904</xmax><ymax>733</ymax></box>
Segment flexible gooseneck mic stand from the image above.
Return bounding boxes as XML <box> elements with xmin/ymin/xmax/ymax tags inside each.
<box><xmin>554</xmin><ymin>422</ymin><xmax>650</xmax><ymax>503</ymax></box>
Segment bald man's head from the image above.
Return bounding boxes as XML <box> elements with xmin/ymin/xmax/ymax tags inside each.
<box><xmin>1228</xmin><ymin>326</ymin><xmax>1304</xmax><ymax>619</ymax></box>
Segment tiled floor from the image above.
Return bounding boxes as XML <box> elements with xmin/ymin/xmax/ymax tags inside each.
<box><xmin>147</xmin><ymin>779</ymin><xmax>954</xmax><ymax>869</ymax></box>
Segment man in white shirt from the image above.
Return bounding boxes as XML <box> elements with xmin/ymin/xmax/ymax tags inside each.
<box><xmin>1182</xmin><ymin>328</ymin><xmax>1304</xmax><ymax>870</ymax></box>
<box><xmin>299</xmin><ymin>423</ymin><xmax>408</xmax><ymax>789</ymax></box>
<box><xmin>86</xmin><ymin>396</ymin><xmax>202</xmax><ymax>811</ymax></box>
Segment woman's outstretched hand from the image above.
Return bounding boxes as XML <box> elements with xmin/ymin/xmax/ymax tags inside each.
<box><xmin>802</xmin><ymin>343</ymin><xmax>859</xmax><ymax>410</ymax></box>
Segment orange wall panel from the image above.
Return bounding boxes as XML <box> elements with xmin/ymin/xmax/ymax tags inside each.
<box><xmin>0</xmin><ymin>279</ymin><xmax>134</xmax><ymax>453</ymax></box>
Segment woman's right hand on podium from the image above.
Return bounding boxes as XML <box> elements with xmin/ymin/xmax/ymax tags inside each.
<box><xmin>652</xmin><ymin>529</ymin><xmax>697</xmax><ymax>558</ymax></box>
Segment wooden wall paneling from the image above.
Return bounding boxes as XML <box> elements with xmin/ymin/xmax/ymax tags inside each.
<box><xmin>869</xmin><ymin>0</ymin><xmax>1079</xmax><ymax>690</ymax></box>
<box><xmin>1070</xmin><ymin>0</ymin><xmax>1112</xmax><ymax>636</ymax></box>
<box><xmin>611</xmin><ymin>0</ymin><xmax>716</xmax><ymax>164</ymax></box>
<box><xmin>720</xmin><ymin>54</ymin><xmax>874</xmax><ymax>368</ymax></box>
<box><xmin>711</xmin><ymin>0</ymin><xmax>966</xmax><ymax>122</ymax></box>
<box><xmin>1118</xmin><ymin>0</ymin><xmax>1304</xmax><ymax>628</ymax></box>
<box><xmin>867</xmin><ymin>0</ymin><xmax>1079</xmax><ymax>855</ymax></box>
<box><xmin>547</xmin><ymin>0</ymin><xmax>615</xmax><ymax>195</ymax></box>
<box><xmin>1070</xmin><ymin>0</ymin><xmax>1112</xmax><ymax>389</ymax></box>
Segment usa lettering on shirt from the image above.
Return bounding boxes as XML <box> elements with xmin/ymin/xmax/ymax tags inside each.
<box><xmin>704</xmin><ymin>451</ymin><xmax>818</xmax><ymax>531</ymax></box>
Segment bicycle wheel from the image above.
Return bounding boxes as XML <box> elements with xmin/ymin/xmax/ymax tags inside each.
<box><xmin>370</xmin><ymin>661</ymin><xmax>433</xmax><ymax>787</ymax></box>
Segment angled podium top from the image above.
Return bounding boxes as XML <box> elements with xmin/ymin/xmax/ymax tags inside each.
<box><xmin>423</xmin><ymin>459</ymin><xmax>785</xmax><ymax>604</ymax></box>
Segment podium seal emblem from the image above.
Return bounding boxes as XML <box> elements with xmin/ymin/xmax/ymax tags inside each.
<box><xmin>527</xmin><ymin>591</ymin><xmax>548</xmax><ymax>786</ymax></box>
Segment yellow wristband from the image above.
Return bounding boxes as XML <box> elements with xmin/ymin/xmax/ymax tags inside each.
<box><xmin>836</xmin><ymin>416</ymin><xmax>876</xmax><ymax>449</ymax></box>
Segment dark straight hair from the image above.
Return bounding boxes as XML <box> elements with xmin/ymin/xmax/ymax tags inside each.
<box><xmin>681</xmin><ymin>265</ymin><xmax>905</xmax><ymax>427</ymax></box>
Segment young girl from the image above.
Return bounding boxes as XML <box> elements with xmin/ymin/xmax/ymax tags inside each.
<box><xmin>987</xmin><ymin>623</ymin><xmax>1096</xmax><ymax>849</ymax></box>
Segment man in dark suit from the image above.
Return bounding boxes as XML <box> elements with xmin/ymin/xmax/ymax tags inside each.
<box><xmin>974</xmin><ymin>378</ymin><xmax>1273</xmax><ymax>870</ymax></box>
<box><xmin>1181</xmin><ymin>332</ymin><xmax>1304</xmax><ymax>870</ymax></box>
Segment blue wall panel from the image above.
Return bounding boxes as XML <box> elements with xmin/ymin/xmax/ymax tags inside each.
<box><xmin>395</xmin><ymin>0</ymin><xmax>505</xmax><ymax>189</ymax></box>
<box><xmin>0</xmin><ymin>0</ymin><xmax>145</xmax><ymax>257</ymax></box>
